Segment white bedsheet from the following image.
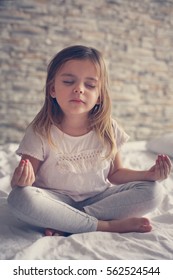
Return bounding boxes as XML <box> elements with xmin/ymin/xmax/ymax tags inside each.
<box><xmin>0</xmin><ymin>141</ymin><xmax>173</xmax><ymax>260</ymax></box>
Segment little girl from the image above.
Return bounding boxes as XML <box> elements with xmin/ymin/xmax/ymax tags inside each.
<box><xmin>8</xmin><ymin>45</ymin><xmax>172</xmax><ymax>236</ymax></box>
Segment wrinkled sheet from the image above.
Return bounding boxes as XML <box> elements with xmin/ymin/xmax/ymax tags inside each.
<box><xmin>0</xmin><ymin>142</ymin><xmax>173</xmax><ymax>260</ymax></box>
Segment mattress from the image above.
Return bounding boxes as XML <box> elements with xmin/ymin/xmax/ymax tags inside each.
<box><xmin>0</xmin><ymin>141</ymin><xmax>173</xmax><ymax>260</ymax></box>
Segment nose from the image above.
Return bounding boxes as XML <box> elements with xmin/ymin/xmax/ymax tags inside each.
<box><xmin>74</xmin><ymin>89</ymin><xmax>83</xmax><ymax>93</ymax></box>
<box><xmin>73</xmin><ymin>85</ymin><xmax>84</xmax><ymax>94</ymax></box>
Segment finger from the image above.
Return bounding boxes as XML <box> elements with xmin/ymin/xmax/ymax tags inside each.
<box><xmin>159</xmin><ymin>155</ymin><xmax>169</xmax><ymax>178</ymax></box>
<box><xmin>158</xmin><ymin>155</ymin><xmax>165</xmax><ymax>179</ymax></box>
<box><xmin>12</xmin><ymin>160</ymin><xmax>25</xmax><ymax>182</ymax></box>
<box><xmin>155</xmin><ymin>158</ymin><xmax>161</xmax><ymax>179</ymax></box>
<box><xmin>164</xmin><ymin>155</ymin><xmax>172</xmax><ymax>173</ymax></box>
<box><xmin>16</xmin><ymin>160</ymin><xmax>25</xmax><ymax>175</ymax></box>
<box><xmin>23</xmin><ymin>159</ymin><xmax>30</xmax><ymax>183</ymax></box>
<box><xmin>27</xmin><ymin>160</ymin><xmax>35</xmax><ymax>184</ymax></box>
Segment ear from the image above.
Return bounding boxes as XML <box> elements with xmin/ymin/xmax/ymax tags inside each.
<box><xmin>50</xmin><ymin>85</ymin><xmax>56</xmax><ymax>98</ymax></box>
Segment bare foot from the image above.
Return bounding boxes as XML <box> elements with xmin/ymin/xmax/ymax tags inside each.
<box><xmin>45</xmin><ymin>228</ymin><xmax>65</xmax><ymax>236</ymax></box>
<box><xmin>44</xmin><ymin>228</ymin><xmax>71</xmax><ymax>237</ymax></box>
<box><xmin>97</xmin><ymin>217</ymin><xmax>152</xmax><ymax>233</ymax></box>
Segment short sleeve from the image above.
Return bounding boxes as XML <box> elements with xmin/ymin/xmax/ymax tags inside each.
<box><xmin>112</xmin><ymin>119</ymin><xmax>130</xmax><ymax>151</ymax></box>
<box><xmin>16</xmin><ymin>125</ymin><xmax>45</xmax><ymax>161</ymax></box>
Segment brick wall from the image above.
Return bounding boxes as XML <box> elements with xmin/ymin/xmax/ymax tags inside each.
<box><xmin>0</xmin><ymin>0</ymin><xmax>173</xmax><ymax>144</ymax></box>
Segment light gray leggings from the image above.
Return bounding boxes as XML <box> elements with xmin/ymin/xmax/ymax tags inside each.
<box><xmin>7</xmin><ymin>181</ymin><xmax>162</xmax><ymax>234</ymax></box>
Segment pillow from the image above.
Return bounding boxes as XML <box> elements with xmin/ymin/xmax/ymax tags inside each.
<box><xmin>146</xmin><ymin>133</ymin><xmax>173</xmax><ymax>158</ymax></box>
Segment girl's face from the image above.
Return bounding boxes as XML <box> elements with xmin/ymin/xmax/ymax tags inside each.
<box><xmin>50</xmin><ymin>59</ymin><xmax>100</xmax><ymax>119</ymax></box>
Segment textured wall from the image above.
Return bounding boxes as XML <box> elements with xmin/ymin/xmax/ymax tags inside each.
<box><xmin>0</xmin><ymin>0</ymin><xmax>173</xmax><ymax>144</ymax></box>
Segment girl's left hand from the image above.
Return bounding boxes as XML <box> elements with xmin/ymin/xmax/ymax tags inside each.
<box><xmin>148</xmin><ymin>154</ymin><xmax>172</xmax><ymax>181</ymax></box>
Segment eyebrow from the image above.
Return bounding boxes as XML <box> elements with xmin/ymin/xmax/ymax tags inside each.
<box><xmin>60</xmin><ymin>73</ymin><xmax>98</xmax><ymax>82</ymax></box>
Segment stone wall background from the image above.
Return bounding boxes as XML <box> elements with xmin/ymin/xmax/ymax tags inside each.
<box><xmin>0</xmin><ymin>0</ymin><xmax>173</xmax><ymax>144</ymax></box>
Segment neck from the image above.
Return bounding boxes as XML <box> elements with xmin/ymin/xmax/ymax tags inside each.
<box><xmin>59</xmin><ymin>115</ymin><xmax>91</xmax><ymax>136</ymax></box>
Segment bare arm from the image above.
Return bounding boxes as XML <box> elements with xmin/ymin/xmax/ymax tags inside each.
<box><xmin>108</xmin><ymin>152</ymin><xmax>172</xmax><ymax>185</ymax></box>
<box><xmin>11</xmin><ymin>154</ymin><xmax>41</xmax><ymax>188</ymax></box>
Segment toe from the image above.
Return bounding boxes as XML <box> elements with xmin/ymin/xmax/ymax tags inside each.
<box><xmin>139</xmin><ymin>224</ymin><xmax>152</xmax><ymax>233</ymax></box>
<box><xmin>45</xmin><ymin>228</ymin><xmax>56</xmax><ymax>236</ymax></box>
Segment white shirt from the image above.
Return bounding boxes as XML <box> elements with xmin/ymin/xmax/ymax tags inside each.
<box><xmin>16</xmin><ymin>120</ymin><xmax>129</xmax><ymax>201</ymax></box>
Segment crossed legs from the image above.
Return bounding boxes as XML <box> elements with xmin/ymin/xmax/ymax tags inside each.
<box><xmin>8</xmin><ymin>181</ymin><xmax>162</xmax><ymax>235</ymax></box>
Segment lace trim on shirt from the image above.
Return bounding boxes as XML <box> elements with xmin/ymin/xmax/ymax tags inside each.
<box><xmin>56</xmin><ymin>149</ymin><xmax>108</xmax><ymax>174</ymax></box>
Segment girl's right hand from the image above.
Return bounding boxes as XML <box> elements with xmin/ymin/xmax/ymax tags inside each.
<box><xmin>11</xmin><ymin>159</ymin><xmax>36</xmax><ymax>188</ymax></box>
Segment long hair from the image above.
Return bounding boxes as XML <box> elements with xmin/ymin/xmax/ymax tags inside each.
<box><xmin>31</xmin><ymin>45</ymin><xmax>117</xmax><ymax>159</ymax></box>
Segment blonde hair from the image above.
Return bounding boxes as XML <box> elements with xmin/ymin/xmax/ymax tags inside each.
<box><xmin>31</xmin><ymin>45</ymin><xmax>117</xmax><ymax>159</ymax></box>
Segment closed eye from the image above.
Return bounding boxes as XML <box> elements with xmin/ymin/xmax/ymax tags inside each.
<box><xmin>63</xmin><ymin>81</ymin><xmax>96</xmax><ymax>89</ymax></box>
<box><xmin>85</xmin><ymin>84</ymin><xmax>96</xmax><ymax>89</ymax></box>
<box><xmin>63</xmin><ymin>80</ymin><xmax>74</xmax><ymax>85</ymax></box>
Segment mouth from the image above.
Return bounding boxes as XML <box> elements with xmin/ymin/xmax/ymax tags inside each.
<box><xmin>70</xmin><ymin>99</ymin><xmax>85</xmax><ymax>104</ymax></box>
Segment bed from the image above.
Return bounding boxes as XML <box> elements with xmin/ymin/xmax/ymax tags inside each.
<box><xmin>0</xmin><ymin>137</ymin><xmax>173</xmax><ymax>260</ymax></box>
